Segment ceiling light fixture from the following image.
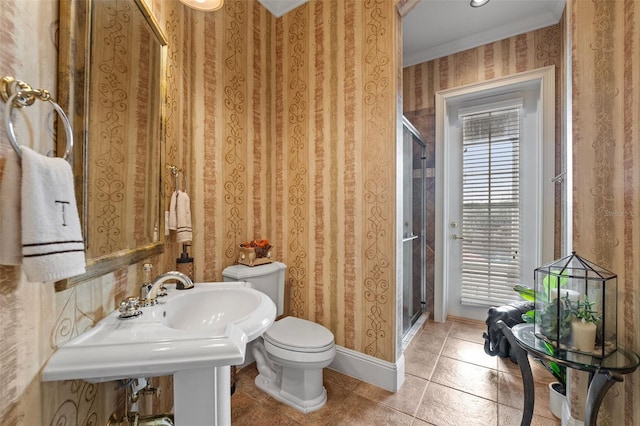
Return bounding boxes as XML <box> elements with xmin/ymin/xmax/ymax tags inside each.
<box><xmin>179</xmin><ymin>0</ymin><xmax>224</xmax><ymax>12</ymax></box>
<box><xmin>470</xmin><ymin>0</ymin><xmax>490</xmax><ymax>7</ymax></box>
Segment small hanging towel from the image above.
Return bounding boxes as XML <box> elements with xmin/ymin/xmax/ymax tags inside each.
<box><xmin>176</xmin><ymin>190</ymin><xmax>192</xmax><ymax>244</ymax></box>
<box><xmin>168</xmin><ymin>190</ymin><xmax>178</xmax><ymax>231</ymax></box>
<box><xmin>21</xmin><ymin>146</ymin><xmax>86</xmax><ymax>282</ymax></box>
<box><xmin>0</xmin><ymin>143</ymin><xmax>22</xmax><ymax>265</ymax></box>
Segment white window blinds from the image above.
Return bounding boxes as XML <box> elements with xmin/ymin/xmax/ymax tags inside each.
<box><xmin>460</xmin><ymin>107</ymin><xmax>521</xmax><ymax>306</ymax></box>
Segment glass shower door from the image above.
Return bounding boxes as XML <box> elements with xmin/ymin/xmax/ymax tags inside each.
<box><xmin>402</xmin><ymin>117</ymin><xmax>426</xmax><ymax>336</ymax></box>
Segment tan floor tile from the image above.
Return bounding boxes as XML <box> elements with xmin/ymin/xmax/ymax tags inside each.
<box><xmin>431</xmin><ymin>356</ymin><xmax>498</xmax><ymax>401</ymax></box>
<box><xmin>233</xmin><ymin>365</ymin><xmax>376</xmax><ymax>424</ymax></box>
<box><xmin>353</xmin><ymin>374</ymin><xmax>428</xmax><ymax>416</ymax></box>
<box><xmin>411</xmin><ymin>419</ymin><xmax>435</xmax><ymax>426</ymax></box>
<box><xmin>441</xmin><ymin>336</ymin><xmax>498</xmax><ymax>369</ymax></box>
<box><xmin>405</xmin><ymin>345</ymin><xmax>439</xmax><ymax>380</ymax></box>
<box><xmin>416</xmin><ymin>382</ymin><xmax>498</xmax><ymax>426</ymax></box>
<box><xmin>252</xmin><ymin>374</ymin><xmax>351</xmax><ymax>424</ymax></box>
<box><xmin>234</xmin><ymin>364</ymin><xmax>269</xmax><ymax>402</ymax></box>
<box><xmin>324</xmin><ymin>367</ymin><xmax>361</xmax><ymax>391</ymax></box>
<box><xmin>408</xmin><ymin>329</ymin><xmax>447</xmax><ymax>355</ymax></box>
<box><xmin>328</xmin><ymin>393</ymin><xmax>415</xmax><ymax>425</ymax></box>
<box><xmin>497</xmin><ymin>371</ymin><xmax>557</xmax><ymax>419</ymax></box>
<box><xmin>498</xmin><ymin>404</ymin><xmax>561</xmax><ymax>425</ymax></box>
<box><xmin>421</xmin><ymin>319</ymin><xmax>453</xmax><ymax>337</ymax></box>
<box><xmin>448</xmin><ymin>319</ymin><xmax>487</xmax><ymax>344</ymax></box>
<box><xmin>497</xmin><ymin>354</ymin><xmax>558</xmax><ymax>383</ymax></box>
<box><xmin>233</xmin><ymin>404</ymin><xmax>302</xmax><ymax>425</ymax></box>
<box><xmin>230</xmin><ymin>391</ymin><xmax>261</xmax><ymax>422</ymax></box>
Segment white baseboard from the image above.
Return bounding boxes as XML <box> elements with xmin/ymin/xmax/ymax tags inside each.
<box><xmin>328</xmin><ymin>345</ymin><xmax>405</xmax><ymax>392</ymax></box>
<box><xmin>241</xmin><ymin>342</ymin><xmax>405</xmax><ymax>393</ymax></box>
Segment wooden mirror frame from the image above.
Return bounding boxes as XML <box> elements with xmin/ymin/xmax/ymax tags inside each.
<box><xmin>56</xmin><ymin>0</ymin><xmax>167</xmax><ymax>290</ymax></box>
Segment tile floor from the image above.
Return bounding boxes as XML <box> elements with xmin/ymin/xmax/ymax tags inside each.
<box><xmin>230</xmin><ymin>317</ymin><xmax>562</xmax><ymax>425</ymax></box>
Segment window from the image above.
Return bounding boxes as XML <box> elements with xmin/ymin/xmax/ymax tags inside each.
<box><xmin>460</xmin><ymin>107</ymin><xmax>521</xmax><ymax>306</ymax></box>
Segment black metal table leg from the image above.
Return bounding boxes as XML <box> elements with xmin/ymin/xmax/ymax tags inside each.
<box><xmin>584</xmin><ymin>371</ymin><xmax>623</xmax><ymax>426</ymax></box>
<box><xmin>497</xmin><ymin>320</ymin><xmax>534</xmax><ymax>426</ymax></box>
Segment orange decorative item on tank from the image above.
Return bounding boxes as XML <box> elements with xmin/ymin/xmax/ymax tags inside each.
<box><xmin>238</xmin><ymin>239</ymin><xmax>273</xmax><ymax>266</ymax></box>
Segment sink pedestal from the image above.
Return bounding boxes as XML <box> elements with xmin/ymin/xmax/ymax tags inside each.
<box><xmin>174</xmin><ymin>366</ymin><xmax>231</xmax><ymax>425</ymax></box>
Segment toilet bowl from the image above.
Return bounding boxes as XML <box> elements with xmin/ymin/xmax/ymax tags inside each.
<box><xmin>222</xmin><ymin>262</ymin><xmax>336</xmax><ymax>413</ymax></box>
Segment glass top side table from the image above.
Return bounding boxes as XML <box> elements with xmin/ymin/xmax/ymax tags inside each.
<box><xmin>496</xmin><ymin>321</ymin><xmax>640</xmax><ymax>426</ymax></box>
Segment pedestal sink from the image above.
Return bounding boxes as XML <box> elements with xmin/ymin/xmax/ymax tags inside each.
<box><xmin>42</xmin><ymin>282</ymin><xmax>276</xmax><ymax>425</ymax></box>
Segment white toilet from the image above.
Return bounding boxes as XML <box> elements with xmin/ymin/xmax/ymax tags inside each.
<box><xmin>222</xmin><ymin>261</ymin><xmax>336</xmax><ymax>413</ymax></box>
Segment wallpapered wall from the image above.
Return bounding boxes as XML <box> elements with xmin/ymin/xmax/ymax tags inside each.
<box><xmin>272</xmin><ymin>0</ymin><xmax>399</xmax><ymax>361</ymax></box>
<box><xmin>0</xmin><ymin>0</ymin><xmax>401</xmax><ymax>423</ymax></box>
<box><xmin>182</xmin><ymin>0</ymin><xmax>401</xmax><ymax>362</ymax></box>
<box><xmin>569</xmin><ymin>0</ymin><xmax>639</xmax><ymax>424</ymax></box>
<box><xmin>402</xmin><ymin>22</ymin><xmax>565</xmax><ymax>314</ymax></box>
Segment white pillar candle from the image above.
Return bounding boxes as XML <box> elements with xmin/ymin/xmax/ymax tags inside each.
<box><xmin>571</xmin><ymin>319</ymin><xmax>597</xmax><ymax>353</ymax></box>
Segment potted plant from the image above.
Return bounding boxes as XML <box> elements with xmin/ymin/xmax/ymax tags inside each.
<box><xmin>565</xmin><ymin>294</ymin><xmax>601</xmax><ymax>353</ymax></box>
<box><xmin>537</xmin><ymin>351</ymin><xmax>566</xmax><ymax>419</ymax></box>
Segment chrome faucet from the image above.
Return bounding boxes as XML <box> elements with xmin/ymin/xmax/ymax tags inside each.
<box><xmin>142</xmin><ymin>270</ymin><xmax>194</xmax><ymax>306</ymax></box>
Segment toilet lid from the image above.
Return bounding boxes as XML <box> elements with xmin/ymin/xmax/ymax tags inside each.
<box><xmin>264</xmin><ymin>317</ymin><xmax>335</xmax><ymax>353</ymax></box>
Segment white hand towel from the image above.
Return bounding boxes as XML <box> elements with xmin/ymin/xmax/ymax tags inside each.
<box><xmin>168</xmin><ymin>190</ymin><xmax>178</xmax><ymax>231</ymax></box>
<box><xmin>176</xmin><ymin>191</ymin><xmax>192</xmax><ymax>244</ymax></box>
<box><xmin>0</xmin><ymin>143</ymin><xmax>22</xmax><ymax>265</ymax></box>
<box><xmin>21</xmin><ymin>146</ymin><xmax>86</xmax><ymax>282</ymax></box>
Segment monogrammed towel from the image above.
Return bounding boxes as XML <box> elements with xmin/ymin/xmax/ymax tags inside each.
<box><xmin>21</xmin><ymin>146</ymin><xmax>85</xmax><ymax>282</ymax></box>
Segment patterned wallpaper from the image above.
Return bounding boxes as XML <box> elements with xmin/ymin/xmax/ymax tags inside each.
<box><xmin>87</xmin><ymin>0</ymin><xmax>162</xmax><ymax>258</ymax></box>
<box><xmin>184</xmin><ymin>0</ymin><xmax>400</xmax><ymax>362</ymax></box>
<box><xmin>271</xmin><ymin>0</ymin><xmax>399</xmax><ymax>360</ymax></box>
<box><xmin>570</xmin><ymin>0</ymin><xmax>639</xmax><ymax>423</ymax></box>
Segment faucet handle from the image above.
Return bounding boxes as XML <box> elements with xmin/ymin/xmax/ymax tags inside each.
<box><xmin>118</xmin><ymin>296</ymin><xmax>142</xmax><ymax>319</ymax></box>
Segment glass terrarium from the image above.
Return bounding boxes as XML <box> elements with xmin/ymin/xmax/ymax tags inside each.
<box><xmin>534</xmin><ymin>251</ymin><xmax>617</xmax><ymax>358</ymax></box>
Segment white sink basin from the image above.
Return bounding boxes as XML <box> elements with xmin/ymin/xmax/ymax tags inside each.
<box><xmin>42</xmin><ymin>282</ymin><xmax>276</xmax><ymax>383</ymax></box>
<box><xmin>165</xmin><ymin>286</ymin><xmax>264</xmax><ymax>337</ymax></box>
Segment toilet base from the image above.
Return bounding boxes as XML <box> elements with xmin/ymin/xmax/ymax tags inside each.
<box><xmin>254</xmin><ymin>372</ymin><xmax>328</xmax><ymax>414</ymax></box>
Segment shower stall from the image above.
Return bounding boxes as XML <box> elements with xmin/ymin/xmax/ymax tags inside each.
<box><xmin>401</xmin><ymin>117</ymin><xmax>427</xmax><ymax>338</ymax></box>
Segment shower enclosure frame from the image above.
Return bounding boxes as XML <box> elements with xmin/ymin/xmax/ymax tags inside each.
<box><xmin>401</xmin><ymin>116</ymin><xmax>427</xmax><ymax>339</ymax></box>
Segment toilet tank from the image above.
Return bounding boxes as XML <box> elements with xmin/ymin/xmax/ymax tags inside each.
<box><xmin>222</xmin><ymin>261</ymin><xmax>287</xmax><ymax>316</ymax></box>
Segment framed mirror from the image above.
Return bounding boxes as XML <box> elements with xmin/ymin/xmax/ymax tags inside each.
<box><xmin>56</xmin><ymin>0</ymin><xmax>167</xmax><ymax>290</ymax></box>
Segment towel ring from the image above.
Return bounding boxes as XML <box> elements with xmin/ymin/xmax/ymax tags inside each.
<box><xmin>3</xmin><ymin>86</ymin><xmax>73</xmax><ymax>161</ymax></box>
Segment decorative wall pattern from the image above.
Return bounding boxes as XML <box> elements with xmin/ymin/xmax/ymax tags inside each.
<box><xmin>48</xmin><ymin>381</ymin><xmax>98</xmax><ymax>426</ymax></box>
<box><xmin>91</xmin><ymin>0</ymin><xmax>129</xmax><ymax>256</ymax></box>
<box><xmin>222</xmin><ymin>0</ymin><xmax>248</xmax><ymax>262</ymax></box>
<box><xmin>87</xmin><ymin>0</ymin><xmax>163</xmax><ymax>259</ymax></box>
<box><xmin>163</xmin><ymin>1</ymin><xmax>185</xmax><ymax>270</ymax></box>
<box><xmin>570</xmin><ymin>0</ymin><xmax>639</xmax><ymax>423</ymax></box>
<box><xmin>285</xmin><ymin>6</ymin><xmax>309</xmax><ymax>318</ymax></box>
<box><xmin>361</xmin><ymin>0</ymin><xmax>395</xmax><ymax>359</ymax></box>
<box><xmin>274</xmin><ymin>0</ymin><xmax>399</xmax><ymax>361</ymax></box>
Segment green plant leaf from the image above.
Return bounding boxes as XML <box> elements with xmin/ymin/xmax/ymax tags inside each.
<box><xmin>522</xmin><ymin>310</ymin><xmax>535</xmax><ymax>323</ymax></box>
<box><xmin>513</xmin><ymin>285</ymin><xmax>535</xmax><ymax>302</ymax></box>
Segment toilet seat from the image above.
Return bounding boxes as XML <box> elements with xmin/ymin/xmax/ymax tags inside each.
<box><xmin>264</xmin><ymin>317</ymin><xmax>334</xmax><ymax>353</ymax></box>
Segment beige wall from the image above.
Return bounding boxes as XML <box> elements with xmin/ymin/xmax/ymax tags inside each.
<box><xmin>0</xmin><ymin>0</ymin><xmax>401</xmax><ymax>423</ymax></box>
<box><xmin>570</xmin><ymin>0</ymin><xmax>639</xmax><ymax>423</ymax></box>
<box><xmin>180</xmin><ymin>0</ymin><xmax>400</xmax><ymax>362</ymax></box>
<box><xmin>271</xmin><ymin>0</ymin><xmax>400</xmax><ymax>361</ymax></box>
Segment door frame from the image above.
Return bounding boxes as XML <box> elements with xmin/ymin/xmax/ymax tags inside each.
<box><xmin>433</xmin><ymin>66</ymin><xmax>556</xmax><ymax>322</ymax></box>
